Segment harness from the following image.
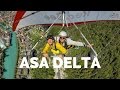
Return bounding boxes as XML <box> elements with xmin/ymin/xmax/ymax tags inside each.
<box><xmin>50</xmin><ymin>38</ymin><xmax>60</xmax><ymax>55</ymax></box>
<box><xmin>59</xmin><ymin>39</ymin><xmax>68</xmax><ymax>49</ymax></box>
<box><xmin>59</xmin><ymin>38</ymin><xmax>75</xmax><ymax>49</ymax></box>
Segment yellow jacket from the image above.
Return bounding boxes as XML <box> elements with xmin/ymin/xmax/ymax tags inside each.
<box><xmin>42</xmin><ymin>42</ymin><xmax>67</xmax><ymax>55</ymax></box>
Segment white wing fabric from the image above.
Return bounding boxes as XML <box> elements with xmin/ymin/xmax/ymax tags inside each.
<box><xmin>12</xmin><ymin>11</ymin><xmax>120</xmax><ymax>31</ymax></box>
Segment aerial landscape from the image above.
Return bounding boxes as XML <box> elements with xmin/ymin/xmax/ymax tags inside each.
<box><xmin>0</xmin><ymin>11</ymin><xmax>120</xmax><ymax>79</ymax></box>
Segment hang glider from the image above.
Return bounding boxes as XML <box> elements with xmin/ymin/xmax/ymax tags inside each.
<box><xmin>12</xmin><ymin>11</ymin><xmax>120</xmax><ymax>60</ymax></box>
<box><xmin>12</xmin><ymin>11</ymin><xmax>120</xmax><ymax>31</ymax></box>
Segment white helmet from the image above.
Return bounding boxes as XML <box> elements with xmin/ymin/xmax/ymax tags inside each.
<box><xmin>59</xmin><ymin>31</ymin><xmax>67</xmax><ymax>37</ymax></box>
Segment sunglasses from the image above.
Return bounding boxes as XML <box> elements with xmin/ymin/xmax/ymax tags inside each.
<box><xmin>60</xmin><ymin>37</ymin><xmax>66</xmax><ymax>39</ymax></box>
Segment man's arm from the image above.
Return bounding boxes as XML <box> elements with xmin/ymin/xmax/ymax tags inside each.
<box><xmin>42</xmin><ymin>43</ymin><xmax>50</xmax><ymax>57</ymax></box>
<box><xmin>66</xmin><ymin>38</ymin><xmax>94</xmax><ymax>48</ymax></box>
<box><xmin>56</xmin><ymin>42</ymin><xmax>67</xmax><ymax>55</ymax></box>
<box><xmin>42</xmin><ymin>43</ymin><xmax>52</xmax><ymax>64</ymax></box>
<box><xmin>66</xmin><ymin>38</ymin><xmax>86</xmax><ymax>46</ymax></box>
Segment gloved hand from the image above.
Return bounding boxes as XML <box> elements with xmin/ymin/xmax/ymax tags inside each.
<box><xmin>51</xmin><ymin>49</ymin><xmax>60</xmax><ymax>55</ymax></box>
<box><xmin>87</xmin><ymin>44</ymin><xmax>94</xmax><ymax>48</ymax></box>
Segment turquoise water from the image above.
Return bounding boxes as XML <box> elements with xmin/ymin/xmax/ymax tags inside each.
<box><xmin>0</xmin><ymin>23</ymin><xmax>18</xmax><ymax>79</ymax></box>
<box><xmin>3</xmin><ymin>32</ymin><xmax>18</xmax><ymax>79</ymax></box>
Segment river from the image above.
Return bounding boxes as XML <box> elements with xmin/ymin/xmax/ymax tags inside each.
<box><xmin>0</xmin><ymin>23</ymin><xmax>18</xmax><ymax>79</ymax></box>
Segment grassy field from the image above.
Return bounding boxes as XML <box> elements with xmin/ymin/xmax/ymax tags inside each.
<box><xmin>26</xmin><ymin>21</ymin><xmax>120</xmax><ymax>79</ymax></box>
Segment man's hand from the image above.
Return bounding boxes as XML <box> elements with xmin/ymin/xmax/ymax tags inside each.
<box><xmin>43</xmin><ymin>53</ymin><xmax>49</xmax><ymax>58</ymax></box>
<box><xmin>87</xmin><ymin>44</ymin><xmax>94</xmax><ymax>48</ymax></box>
<box><xmin>43</xmin><ymin>53</ymin><xmax>51</xmax><ymax>65</ymax></box>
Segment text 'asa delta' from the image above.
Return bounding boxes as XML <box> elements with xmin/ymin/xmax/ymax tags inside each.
<box><xmin>19</xmin><ymin>57</ymin><xmax>101</xmax><ymax>69</ymax></box>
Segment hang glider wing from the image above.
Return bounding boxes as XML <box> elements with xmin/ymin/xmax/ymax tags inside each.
<box><xmin>12</xmin><ymin>11</ymin><xmax>120</xmax><ymax>31</ymax></box>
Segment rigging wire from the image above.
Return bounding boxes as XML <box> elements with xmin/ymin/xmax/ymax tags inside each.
<box><xmin>98</xmin><ymin>28</ymin><xmax>120</xmax><ymax>59</ymax></box>
<box><xmin>66</xmin><ymin>14</ymin><xmax>98</xmax><ymax>57</ymax></box>
<box><xmin>83</xmin><ymin>11</ymin><xmax>92</xmax><ymax>41</ymax></box>
<box><xmin>31</xmin><ymin>13</ymin><xmax>62</xmax><ymax>50</ymax></box>
<box><xmin>97</xmin><ymin>11</ymin><xmax>119</xmax><ymax>57</ymax></box>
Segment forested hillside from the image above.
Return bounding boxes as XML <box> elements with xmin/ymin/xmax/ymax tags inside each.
<box><xmin>26</xmin><ymin>21</ymin><xmax>120</xmax><ymax>79</ymax></box>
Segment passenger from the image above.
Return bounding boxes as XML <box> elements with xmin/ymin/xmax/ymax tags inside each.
<box><xmin>42</xmin><ymin>35</ymin><xmax>67</xmax><ymax>79</ymax></box>
<box><xmin>42</xmin><ymin>35</ymin><xmax>67</xmax><ymax>60</ymax></box>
